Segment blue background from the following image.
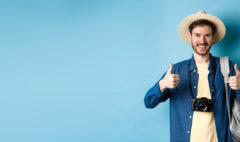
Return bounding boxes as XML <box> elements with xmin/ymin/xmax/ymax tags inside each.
<box><xmin>0</xmin><ymin>0</ymin><xmax>240</xmax><ymax>142</ymax></box>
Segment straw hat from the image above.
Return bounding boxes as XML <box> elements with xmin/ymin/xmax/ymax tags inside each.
<box><xmin>178</xmin><ymin>10</ymin><xmax>226</xmax><ymax>44</ymax></box>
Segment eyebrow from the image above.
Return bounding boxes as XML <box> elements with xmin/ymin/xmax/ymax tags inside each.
<box><xmin>193</xmin><ymin>33</ymin><xmax>212</xmax><ymax>35</ymax></box>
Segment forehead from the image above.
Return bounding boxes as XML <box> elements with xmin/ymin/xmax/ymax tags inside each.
<box><xmin>192</xmin><ymin>25</ymin><xmax>213</xmax><ymax>33</ymax></box>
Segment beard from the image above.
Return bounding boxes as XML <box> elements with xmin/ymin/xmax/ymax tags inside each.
<box><xmin>191</xmin><ymin>42</ymin><xmax>212</xmax><ymax>56</ymax></box>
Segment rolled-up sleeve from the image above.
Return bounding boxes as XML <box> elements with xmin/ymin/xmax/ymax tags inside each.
<box><xmin>144</xmin><ymin>73</ymin><xmax>170</xmax><ymax>108</ymax></box>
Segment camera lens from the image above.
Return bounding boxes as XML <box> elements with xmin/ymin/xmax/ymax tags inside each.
<box><xmin>198</xmin><ymin>102</ymin><xmax>207</xmax><ymax>111</ymax></box>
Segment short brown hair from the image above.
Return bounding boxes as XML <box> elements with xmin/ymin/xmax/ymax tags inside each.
<box><xmin>189</xmin><ymin>19</ymin><xmax>216</xmax><ymax>35</ymax></box>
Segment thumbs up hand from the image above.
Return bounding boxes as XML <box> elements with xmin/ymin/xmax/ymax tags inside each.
<box><xmin>229</xmin><ymin>64</ymin><xmax>240</xmax><ymax>90</ymax></box>
<box><xmin>159</xmin><ymin>63</ymin><xmax>180</xmax><ymax>92</ymax></box>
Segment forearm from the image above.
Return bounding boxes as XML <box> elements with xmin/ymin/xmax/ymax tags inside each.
<box><xmin>144</xmin><ymin>80</ymin><xmax>169</xmax><ymax>108</ymax></box>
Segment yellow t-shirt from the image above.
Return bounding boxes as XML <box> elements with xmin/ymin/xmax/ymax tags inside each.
<box><xmin>190</xmin><ymin>61</ymin><xmax>218</xmax><ymax>142</ymax></box>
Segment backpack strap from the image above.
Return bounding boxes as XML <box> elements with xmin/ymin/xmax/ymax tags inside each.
<box><xmin>220</xmin><ymin>56</ymin><xmax>231</xmax><ymax>122</ymax></box>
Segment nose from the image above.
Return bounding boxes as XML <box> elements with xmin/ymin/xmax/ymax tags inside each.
<box><xmin>199</xmin><ymin>36</ymin><xmax>206</xmax><ymax>43</ymax></box>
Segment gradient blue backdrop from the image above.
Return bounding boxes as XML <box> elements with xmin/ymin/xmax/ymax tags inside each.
<box><xmin>0</xmin><ymin>0</ymin><xmax>240</xmax><ymax>142</ymax></box>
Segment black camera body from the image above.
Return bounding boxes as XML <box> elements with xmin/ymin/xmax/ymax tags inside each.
<box><xmin>192</xmin><ymin>97</ymin><xmax>213</xmax><ymax>112</ymax></box>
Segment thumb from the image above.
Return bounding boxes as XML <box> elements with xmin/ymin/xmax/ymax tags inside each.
<box><xmin>167</xmin><ymin>63</ymin><xmax>173</xmax><ymax>74</ymax></box>
<box><xmin>234</xmin><ymin>64</ymin><xmax>240</xmax><ymax>76</ymax></box>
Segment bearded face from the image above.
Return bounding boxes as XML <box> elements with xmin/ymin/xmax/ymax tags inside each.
<box><xmin>190</xmin><ymin>25</ymin><xmax>214</xmax><ymax>56</ymax></box>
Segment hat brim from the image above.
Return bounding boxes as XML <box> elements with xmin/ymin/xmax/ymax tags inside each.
<box><xmin>178</xmin><ymin>12</ymin><xmax>226</xmax><ymax>45</ymax></box>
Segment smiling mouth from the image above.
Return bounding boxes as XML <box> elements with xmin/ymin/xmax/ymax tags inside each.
<box><xmin>197</xmin><ymin>45</ymin><xmax>208</xmax><ymax>52</ymax></box>
<box><xmin>197</xmin><ymin>44</ymin><xmax>208</xmax><ymax>48</ymax></box>
<box><xmin>198</xmin><ymin>45</ymin><xmax>207</xmax><ymax>48</ymax></box>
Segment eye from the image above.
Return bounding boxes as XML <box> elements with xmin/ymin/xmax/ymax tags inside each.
<box><xmin>205</xmin><ymin>34</ymin><xmax>213</xmax><ymax>39</ymax></box>
<box><xmin>194</xmin><ymin>34</ymin><xmax>200</xmax><ymax>38</ymax></box>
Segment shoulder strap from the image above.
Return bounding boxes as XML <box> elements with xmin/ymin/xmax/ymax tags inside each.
<box><xmin>220</xmin><ymin>56</ymin><xmax>231</xmax><ymax>122</ymax></box>
<box><xmin>220</xmin><ymin>56</ymin><xmax>230</xmax><ymax>83</ymax></box>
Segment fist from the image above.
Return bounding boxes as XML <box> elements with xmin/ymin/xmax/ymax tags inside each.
<box><xmin>159</xmin><ymin>63</ymin><xmax>180</xmax><ymax>92</ymax></box>
<box><xmin>229</xmin><ymin>64</ymin><xmax>240</xmax><ymax>90</ymax></box>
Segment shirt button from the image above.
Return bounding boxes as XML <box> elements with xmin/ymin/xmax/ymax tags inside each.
<box><xmin>187</xmin><ymin>131</ymin><xmax>190</xmax><ymax>134</ymax></box>
<box><xmin>189</xmin><ymin>116</ymin><xmax>192</xmax><ymax>119</ymax></box>
<box><xmin>194</xmin><ymin>70</ymin><xmax>196</xmax><ymax>72</ymax></box>
<box><xmin>194</xmin><ymin>86</ymin><xmax>196</xmax><ymax>89</ymax></box>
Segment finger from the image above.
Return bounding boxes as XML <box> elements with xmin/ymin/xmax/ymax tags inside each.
<box><xmin>230</xmin><ymin>86</ymin><xmax>237</xmax><ymax>90</ymax></box>
<box><xmin>228</xmin><ymin>77</ymin><xmax>234</xmax><ymax>82</ymax></box>
<box><xmin>229</xmin><ymin>83</ymin><xmax>237</xmax><ymax>88</ymax></box>
<box><xmin>169</xmin><ymin>74</ymin><xmax>178</xmax><ymax>80</ymax></box>
<box><xmin>174</xmin><ymin>75</ymin><xmax>180</xmax><ymax>81</ymax></box>
<box><xmin>173</xmin><ymin>75</ymin><xmax>180</xmax><ymax>81</ymax></box>
<box><xmin>169</xmin><ymin>75</ymin><xmax>180</xmax><ymax>82</ymax></box>
<box><xmin>170</xmin><ymin>82</ymin><xmax>178</xmax><ymax>88</ymax></box>
<box><xmin>229</xmin><ymin>80</ymin><xmax>235</xmax><ymax>85</ymax></box>
<box><xmin>229</xmin><ymin>83</ymin><xmax>237</xmax><ymax>87</ymax></box>
<box><xmin>172</xmin><ymin>74</ymin><xmax>179</xmax><ymax>78</ymax></box>
<box><xmin>172</xmin><ymin>81</ymin><xmax>179</xmax><ymax>86</ymax></box>
<box><xmin>229</xmin><ymin>76</ymin><xmax>236</xmax><ymax>82</ymax></box>
<box><xmin>173</xmin><ymin>82</ymin><xmax>179</xmax><ymax>88</ymax></box>
<box><xmin>167</xmin><ymin>63</ymin><xmax>173</xmax><ymax>74</ymax></box>
<box><xmin>174</xmin><ymin>81</ymin><xmax>180</xmax><ymax>87</ymax></box>
<box><xmin>234</xmin><ymin>64</ymin><xmax>240</xmax><ymax>76</ymax></box>
<box><xmin>173</xmin><ymin>80</ymin><xmax>180</xmax><ymax>84</ymax></box>
<box><xmin>173</xmin><ymin>78</ymin><xmax>180</xmax><ymax>82</ymax></box>
<box><xmin>229</xmin><ymin>76</ymin><xmax>234</xmax><ymax>80</ymax></box>
<box><xmin>229</xmin><ymin>78</ymin><xmax>237</xmax><ymax>83</ymax></box>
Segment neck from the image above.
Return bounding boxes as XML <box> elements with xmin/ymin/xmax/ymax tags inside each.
<box><xmin>193</xmin><ymin>52</ymin><xmax>210</xmax><ymax>63</ymax></box>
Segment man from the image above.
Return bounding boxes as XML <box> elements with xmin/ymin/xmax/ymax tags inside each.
<box><xmin>144</xmin><ymin>10</ymin><xmax>240</xmax><ymax>142</ymax></box>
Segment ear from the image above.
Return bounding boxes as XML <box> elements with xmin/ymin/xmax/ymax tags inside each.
<box><xmin>212</xmin><ymin>33</ymin><xmax>215</xmax><ymax>41</ymax></box>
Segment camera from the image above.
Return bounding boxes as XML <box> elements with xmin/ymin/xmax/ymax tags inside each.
<box><xmin>192</xmin><ymin>97</ymin><xmax>213</xmax><ymax>112</ymax></box>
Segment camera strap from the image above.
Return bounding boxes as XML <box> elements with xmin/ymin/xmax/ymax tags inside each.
<box><xmin>187</xmin><ymin>57</ymin><xmax>216</xmax><ymax>100</ymax></box>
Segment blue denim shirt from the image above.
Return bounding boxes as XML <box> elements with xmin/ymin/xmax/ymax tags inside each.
<box><xmin>144</xmin><ymin>55</ymin><xmax>240</xmax><ymax>142</ymax></box>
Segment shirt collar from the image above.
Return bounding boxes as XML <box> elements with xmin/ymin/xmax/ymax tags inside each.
<box><xmin>189</xmin><ymin>53</ymin><xmax>214</xmax><ymax>72</ymax></box>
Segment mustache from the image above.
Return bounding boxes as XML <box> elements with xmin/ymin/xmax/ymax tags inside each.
<box><xmin>197</xmin><ymin>43</ymin><xmax>208</xmax><ymax>46</ymax></box>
